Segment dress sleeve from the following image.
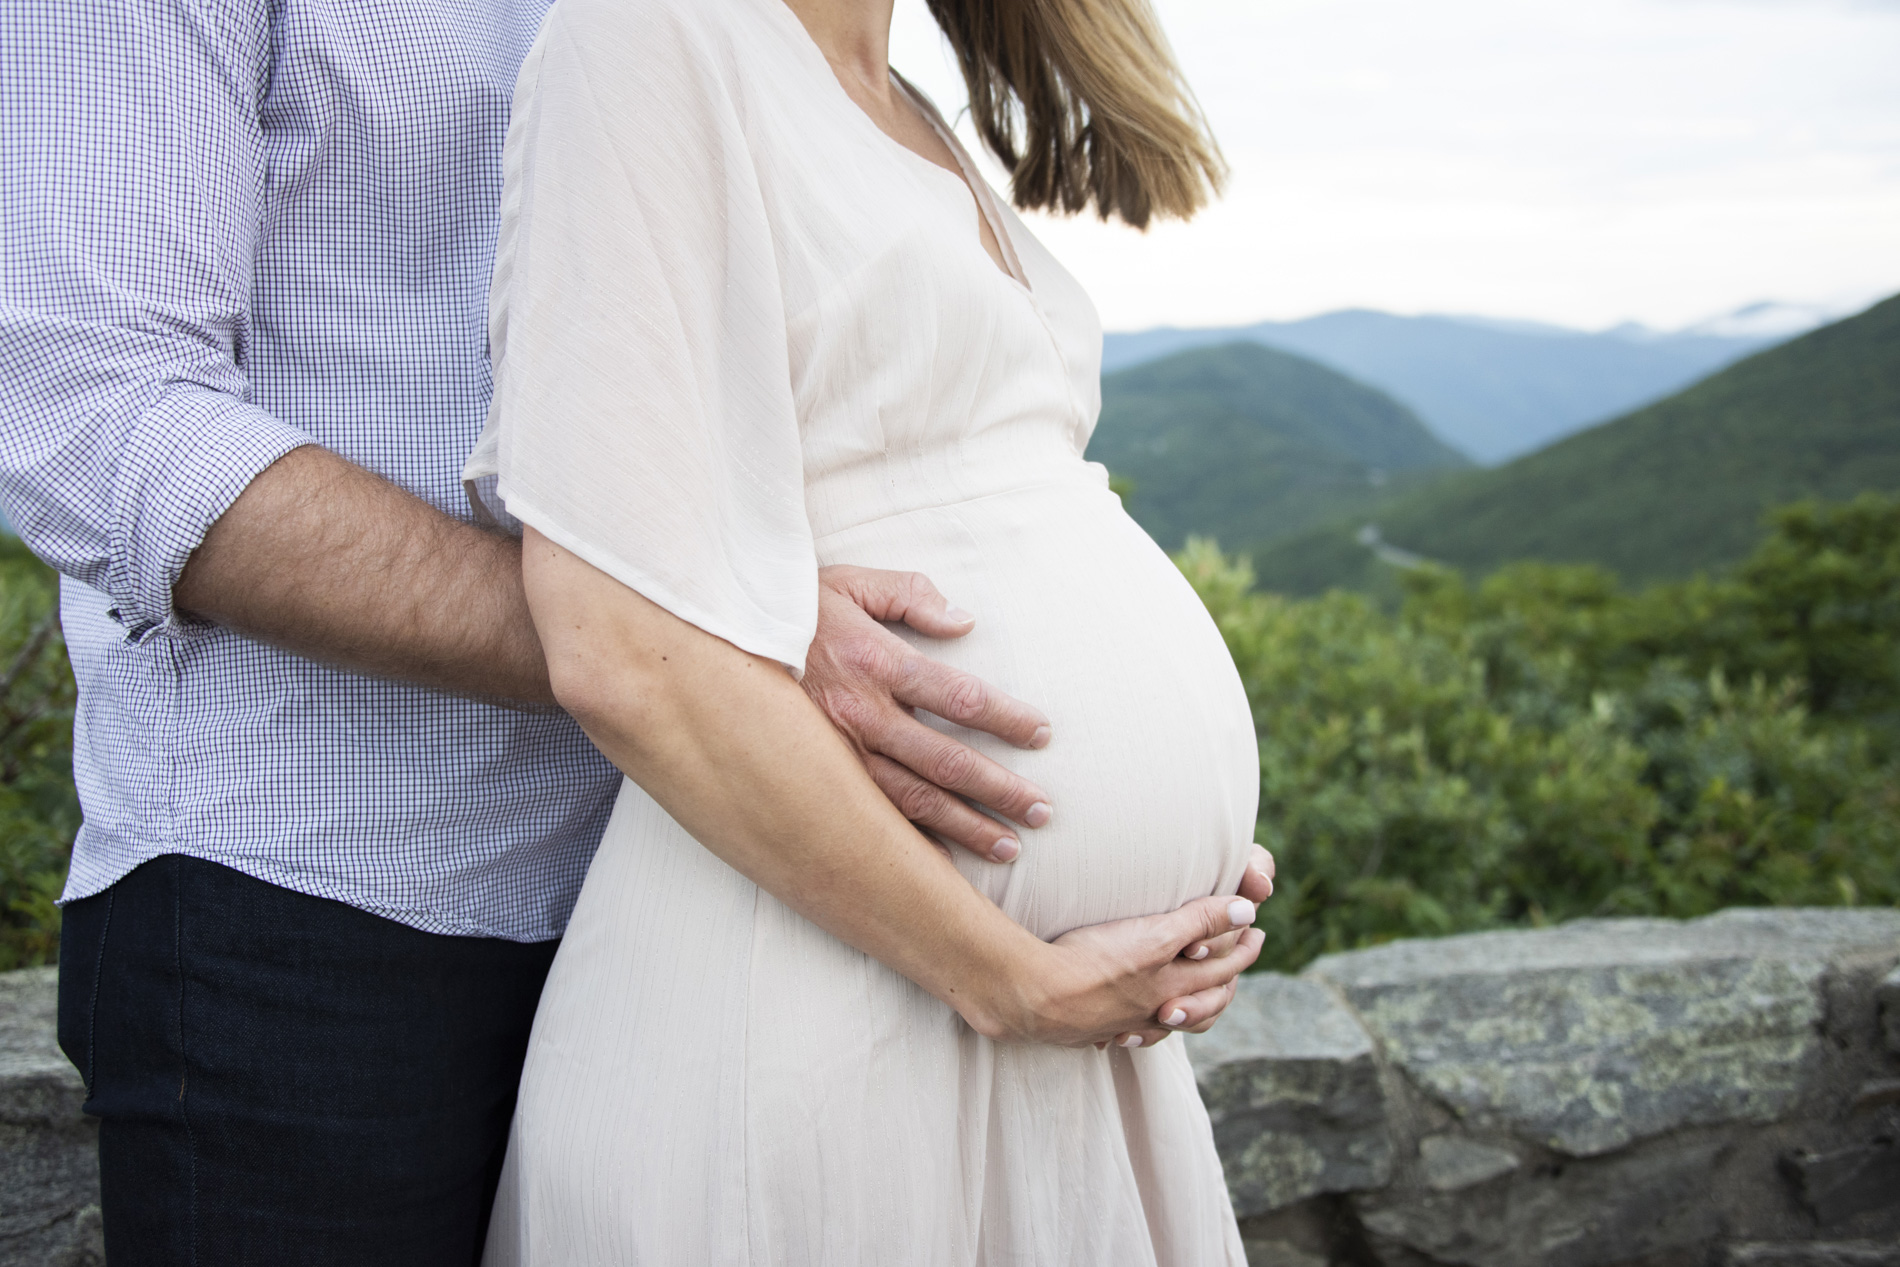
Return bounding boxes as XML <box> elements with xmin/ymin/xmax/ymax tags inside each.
<box><xmin>467</xmin><ymin>0</ymin><xmax>817</xmax><ymax>674</ymax></box>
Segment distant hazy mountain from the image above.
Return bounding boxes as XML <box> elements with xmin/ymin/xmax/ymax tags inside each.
<box><xmin>1086</xmin><ymin>342</ymin><xmax>1468</xmax><ymax>553</ymax></box>
<box><xmin>1102</xmin><ymin>309</ymin><xmax>1790</xmax><ymax>465</ymax></box>
<box><xmin>1252</xmin><ymin>293</ymin><xmax>1900</xmax><ymax>594</ymax></box>
<box><xmin>1679</xmin><ymin>300</ymin><xmax>1843</xmax><ymax>339</ymax></box>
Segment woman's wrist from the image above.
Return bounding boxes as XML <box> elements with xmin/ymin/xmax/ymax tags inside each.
<box><xmin>934</xmin><ymin>929</ymin><xmax>1064</xmax><ymax>1044</ymax></box>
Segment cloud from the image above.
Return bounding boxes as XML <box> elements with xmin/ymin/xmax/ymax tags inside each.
<box><xmin>890</xmin><ymin>0</ymin><xmax>1900</xmax><ymax>329</ymax></box>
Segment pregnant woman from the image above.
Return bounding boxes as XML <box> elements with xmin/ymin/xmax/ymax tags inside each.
<box><xmin>467</xmin><ymin>0</ymin><xmax>1261</xmax><ymax>1261</ymax></box>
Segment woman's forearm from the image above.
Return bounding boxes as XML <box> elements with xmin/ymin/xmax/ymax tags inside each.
<box><xmin>521</xmin><ymin>529</ymin><xmax>1051</xmax><ymax>1036</ymax></box>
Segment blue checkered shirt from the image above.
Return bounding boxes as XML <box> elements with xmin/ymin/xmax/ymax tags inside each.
<box><xmin>0</xmin><ymin>0</ymin><xmax>621</xmax><ymax>939</ymax></box>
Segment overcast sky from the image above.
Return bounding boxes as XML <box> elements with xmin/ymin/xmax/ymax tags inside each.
<box><xmin>888</xmin><ymin>0</ymin><xmax>1900</xmax><ymax>332</ymax></box>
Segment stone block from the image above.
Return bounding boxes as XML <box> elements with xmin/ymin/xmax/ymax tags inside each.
<box><xmin>1307</xmin><ymin>908</ymin><xmax>1900</xmax><ymax>1157</ymax></box>
<box><xmin>1780</xmin><ymin>1138</ymin><xmax>1900</xmax><ymax>1228</ymax></box>
<box><xmin>1416</xmin><ymin>1134</ymin><xmax>1519</xmax><ymax>1192</ymax></box>
<box><xmin>0</xmin><ymin>967</ymin><xmax>101</xmax><ymax>1267</ymax></box>
<box><xmin>1241</xmin><ymin>1237</ymin><xmax>1329</xmax><ymax>1267</ymax></box>
<box><xmin>1879</xmin><ymin>964</ymin><xmax>1900</xmax><ymax>1057</ymax></box>
<box><xmin>1187</xmin><ymin>974</ymin><xmax>1393</xmax><ymax>1215</ymax></box>
<box><xmin>1356</xmin><ymin>1132</ymin><xmax>1727</xmax><ymax>1267</ymax></box>
<box><xmin>1720</xmin><ymin>1243</ymin><xmax>1900</xmax><ymax>1267</ymax></box>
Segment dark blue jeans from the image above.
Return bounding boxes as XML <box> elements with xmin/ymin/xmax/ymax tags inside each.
<box><xmin>56</xmin><ymin>855</ymin><xmax>559</xmax><ymax>1266</ymax></box>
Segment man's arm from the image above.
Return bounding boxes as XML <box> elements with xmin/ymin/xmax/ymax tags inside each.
<box><xmin>174</xmin><ymin>450</ymin><xmax>1066</xmax><ymax>857</ymax></box>
<box><xmin>175</xmin><ymin>445</ymin><xmax>556</xmax><ymax>704</ymax></box>
<box><xmin>523</xmin><ymin>528</ymin><xmax>1266</xmax><ymax>1047</ymax></box>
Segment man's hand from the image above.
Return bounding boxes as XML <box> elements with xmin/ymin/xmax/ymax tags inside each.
<box><xmin>803</xmin><ymin>565</ymin><xmax>1054</xmax><ymax>864</ymax></box>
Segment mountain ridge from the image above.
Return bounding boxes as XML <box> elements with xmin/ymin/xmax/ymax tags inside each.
<box><xmin>1087</xmin><ymin>342</ymin><xmax>1467</xmax><ymax>554</ymax></box>
<box><xmin>1102</xmin><ymin>309</ymin><xmax>1785</xmax><ymax>465</ymax></box>
<box><xmin>1251</xmin><ymin>293</ymin><xmax>1900</xmax><ymax>593</ymax></box>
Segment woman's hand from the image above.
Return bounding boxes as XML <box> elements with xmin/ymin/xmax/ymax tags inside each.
<box><xmin>1133</xmin><ymin>845</ymin><xmax>1277</xmax><ymax>1045</ymax></box>
<box><xmin>1178</xmin><ymin>846</ymin><xmax>1275</xmax><ymax>966</ymax></box>
<box><xmin>965</xmin><ymin>890</ymin><xmax>1267</xmax><ymax>1048</ymax></box>
<box><xmin>1090</xmin><ymin>845</ymin><xmax>1276</xmax><ymax>1050</ymax></box>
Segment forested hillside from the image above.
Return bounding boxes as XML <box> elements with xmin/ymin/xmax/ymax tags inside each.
<box><xmin>1087</xmin><ymin>342</ymin><xmax>1467</xmax><ymax>551</ymax></box>
<box><xmin>1254</xmin><ymin>294</ymin><xmax>1900</xmax><ymax>594</ymax></box>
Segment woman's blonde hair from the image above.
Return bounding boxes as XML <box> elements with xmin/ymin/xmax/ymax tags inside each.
<box><xmin>923</xmin><ymin>0</ymin><xmax>1224</xmax><ymax>229</ymax></box>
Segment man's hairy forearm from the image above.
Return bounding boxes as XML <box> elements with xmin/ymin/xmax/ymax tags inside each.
<box><xmin>175</xmin><ymin>445</ymin><xmax>555</xmax><ymax>705</ymax></box>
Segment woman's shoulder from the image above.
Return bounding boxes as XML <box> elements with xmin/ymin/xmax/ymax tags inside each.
<box><xmin>542</xmin><ymin>0</ymin><xmax>784</xmax><ymax>74</ymax></box>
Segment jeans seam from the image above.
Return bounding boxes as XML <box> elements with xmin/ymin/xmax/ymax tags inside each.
<box><xmin>84</xmin><ymin>888</ymin><xmax>114</xmax><ymax>1096</ymax></box>
<box><xmin>171</xmin><ymin>857</ymin><xmax>199</xmax><ymax>1267</ymax></box>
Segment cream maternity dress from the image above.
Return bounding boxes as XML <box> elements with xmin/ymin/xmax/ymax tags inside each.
<box><xmin>466</xmin><ymin>0</ymin><xmax>1259</xmax><ymax>1262</ymax></box>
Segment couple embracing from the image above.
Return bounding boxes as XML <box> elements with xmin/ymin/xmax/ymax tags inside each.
<box><xmin>1</xmin><ymin>0</ymin><xmax>1274</xmax><ymax>1262</ymax></box>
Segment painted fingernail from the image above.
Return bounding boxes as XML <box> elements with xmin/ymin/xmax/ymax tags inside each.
<box><xmin>1227</xmin><ymin>898</ymin><xmax>1257</xmax><ymax>927</ymax></box>
<box><xmin>1030</xmin><ymin>725</ymin><xmax>1052</xmax><ymax>749</ymax></box>
<box><xmin>1165</xmin><ymin>1008</ymin><xmax>1188</xmax><ymax>1027</ymax></box>
<box><xmin>1189</xmin><ymin>945</ymin><xmax>1210</xmax><ymax>960</ymax></box>
<box><xmin>992</xmin><ymin>837</ymin><xmax>1020</xmax><ymax>862</ymax></box>
<box><xmin>945</xmin><ymin>607</ymin><xmax>975</xmax><ymax>624</ymax></box>
<box><xmin>1024</xmin><ymin>802</ymin><xmax>1052</xmax><ymax>829</ymax></box>
<box><xmin>1119</xmin><ymin>1034</ymin><xmax>1144</xmax><ymax>1048</ymax></box>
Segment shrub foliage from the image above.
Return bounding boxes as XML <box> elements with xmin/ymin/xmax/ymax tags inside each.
<box><xmin>0</xmin><ymin>538</ymin><xmax>78</xmax><ymax>968</ymax></box>
<box><xmin>1182</xmin><ymin>492</ymin><xmax>1900</xmax><ymax>972</ymax></box>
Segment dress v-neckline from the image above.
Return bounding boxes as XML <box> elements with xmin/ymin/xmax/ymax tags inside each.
<box><xmin>886</xmin><ymin>72</ymin><xmax>1034</xmax><ymax>294</ymax></box>
<box><xmin>763</xmin><ymin>0</ymin><xmax>1033</xmax><ymax>293</ymax></box>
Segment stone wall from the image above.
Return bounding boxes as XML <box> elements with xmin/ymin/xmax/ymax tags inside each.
<box><xmin>0</xmin><ymin>968</ymin><xmax>100</xmax><ymax>1267</ymax></box>
<box><xmin>1</xmin><ymin>908</ymin><xmax>1895</xmax><ymax>1266</ymax></box>
<box><xmin>1190</xmin><ymin>908</ymin><xmax>1900</xmax><ymax>1267</ymax></box>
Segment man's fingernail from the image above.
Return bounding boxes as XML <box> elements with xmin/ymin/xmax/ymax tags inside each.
<box><xmin>1030</xmin><ymin>725</ymin><xmax>1052</xmax><ymax>749</ymax></box>
<box><xmin>945</xmin><ymin>607</ymin><xmax>975</xmax><ymax>624</ymax></box>
<box><xmin>1227</xmin><ymin>898</ymin><xmax>1257</xmax><ymax>927</ymax></box>
<box><xmin>1119</xmin><ymin>1034</ymin><xmax>1144</xmax><ymax>1048</ymax></box>
<box><xmin>1189</xmin><ymin>945</ymin><xmax>1210</xmax><ymax>960</ymax></box>
<box><xmin>992</xmin><ymin>837</ymin><xmax>1020</xmax><ymax>863</ymax></box>
<box><xmin>1024</xmin><ymin>802</ymin><xmax>1052</xmax><ymax>828</ymax></box>
<box><xmin>1165</xmin><ymin>1008</ymin><xmax>1188</xmax><ymax>1027</ymax></box>
<box><xmin>1263</xmin><ymin>877</ymin><xmax>1274</xmax><ymax>898</ymax></box>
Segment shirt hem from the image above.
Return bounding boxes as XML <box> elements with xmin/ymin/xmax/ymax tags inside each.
<box><xmin>59</xmin><ymin>838</ymin><xmax>566</xmax><ymax>943</ymax></box>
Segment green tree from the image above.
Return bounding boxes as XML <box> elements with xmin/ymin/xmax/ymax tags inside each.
<box><xmin>0</xmin><ymin>538</ymin><xmax>78</xmax><ymax>968</ymax></box>
<box><xmin>1181</xmin><ymin>491</ymin><xmax>1900</xmax><ymax>972</ymax></box>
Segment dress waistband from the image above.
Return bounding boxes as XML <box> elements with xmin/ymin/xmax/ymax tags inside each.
<box><xmin>805</xmin><ymin>459</ymin><xmax>1114</xmax><ymax>543</ymax></box>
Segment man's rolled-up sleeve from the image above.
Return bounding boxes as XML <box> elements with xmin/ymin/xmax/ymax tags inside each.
<box><xmin>0</xmin><ymin>0</ymin><xmax>313</xmax><ymax>639</ymax></box>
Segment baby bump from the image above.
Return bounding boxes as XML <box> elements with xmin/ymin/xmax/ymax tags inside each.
<box><xmin>816</xmin><ymin>479</ymin><xmax>1260</xmax><ymax>938</ymax></box>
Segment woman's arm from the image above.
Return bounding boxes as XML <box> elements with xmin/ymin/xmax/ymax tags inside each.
<box><xmin>525</xmin><ymin>528</ymin><xmax>1265</xmax><ymax>1046</ymax></box>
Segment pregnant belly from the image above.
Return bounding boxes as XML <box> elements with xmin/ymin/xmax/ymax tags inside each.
<box><xmin>815</xmin><ymin>477</ymin><xmax>1260</xmax><ymax>939</ymax></box>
